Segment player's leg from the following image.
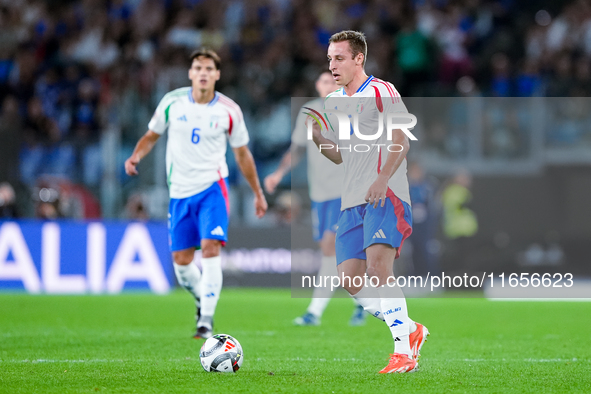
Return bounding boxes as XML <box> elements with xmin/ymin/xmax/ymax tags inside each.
<box><xmin>295</xmin><ymin>199</ymin><xmax>340</xmax><ymax>326</ymax></box>
<box><xmin>365</xmin><ymin>243</ymin><xmax>411</xmax><ymax>350</ymax></box>
<box><xmin>366</xmin><ymin>243</ymin><xmax>417</xmax><ymax>373</ymax></box>
<box><xmin>349</xmin><ymin>285</ymin><xmax>421</xmax><ymax>347</ymax></box>
<box><xmin>195</xmin><ymin>179</ymin><xmax>229</xmax><ymax>338</ymax></box>
<box><xmin>330</xmin><ymin>256</ymin><xmax>367</xmax><ymax>326</ymax></box>
<box><xmin>172</xmin><ymin>248</ymin><xmax>201</xmax><ymax>299</ymax></box>
<box><xmin>364</xmin><ymin>197</ymin><xmax>425</xmax><ymax>372</ymax></box>
<box><xmin>196</xmin><ymin>239</ymin><xmax>222</xmax><ymax>338</ymax></box>
<box><xmin>295</xmin><ymin>230</ymin><xmax>337</xmax><ymax>325</ymax></box>
<box><xmin>169</xmin><ymin>197</ymin><xmax>202</xmax><ymax>336</ymax></box>
<box><xmin>349</xmin><ymin>280</ymin><xmax>383</xmax><ymax>321</ymax></box>
<box><xmin>334</xmin><ymin>206</ymin><xmax>383</xmax><ymax>321</ymax></box>
<box><xmin>347</xmin><ymin>281</ymin><xmax>416</xmax><ymax>329</ymax></box>
<box><xmin>333</xmin><ymin>207</ymin><xmax>381</xmax><ymax>321</ymax></box>
<box><xmin>320</xmin><ymin>199</ymin><xmax>366</xmax><ymax>326</ymax></box>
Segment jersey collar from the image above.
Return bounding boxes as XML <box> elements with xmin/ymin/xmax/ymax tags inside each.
<box><xmin>188</xmin><ymin>89</ymin><xmax>219</xmax><ymax>106</ymax></box>
<box><xmin>341</xmin><ymin>75</ymin><xmax>374</xmax><ymax>96</ymax></box>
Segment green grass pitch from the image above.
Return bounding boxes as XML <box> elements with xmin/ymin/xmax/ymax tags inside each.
<box><xmin>1</xmin><ymin>288</ymin><xmax>590</xmax><ymax>393</ymax></box>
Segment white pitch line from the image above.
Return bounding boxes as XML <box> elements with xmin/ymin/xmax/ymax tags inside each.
<box><xmin>0</xmin><ymin>357</ymin><xmax>586</xmax><ymax>364</ymax></box>
<box><xmin>0</xmin><ymin>358</ymin><xmax>195</xmax><ymax>364</ymax></box>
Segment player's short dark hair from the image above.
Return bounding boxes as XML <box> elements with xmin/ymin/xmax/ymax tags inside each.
<box><xmin>189</xmin><ymin>48</ymin><xmax>221</xmax><ymax>70</ymax></box>
<box><xmin>328</xmin><ymin>30</ymin><xmax>367</xmax><ymax>66</ymax></box>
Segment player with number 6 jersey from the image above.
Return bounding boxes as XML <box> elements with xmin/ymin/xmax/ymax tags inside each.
<box><xmin>148</xmin><ymin>87</ymin><xmax>249</xmax><ymax>200</ymax></box>
<box><xmin>125</xmin><ymin>48</ymin><xmax>267</xmax><ymax>340</ymax></box>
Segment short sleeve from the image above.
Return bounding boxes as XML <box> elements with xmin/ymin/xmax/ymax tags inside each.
<box><xmin>384</xmin><ymin>84</ymin><xmax>408</xmax><ymax>114</ymax></box>
<box><xmin>227</xmin><ymin>105</ymin><xmax>250</xmax><ymax>148</ymax></box>
<box><xmin>148</xmin><ymin>94</ymin><xmax>173</xmax><ymax>134</ymax></box>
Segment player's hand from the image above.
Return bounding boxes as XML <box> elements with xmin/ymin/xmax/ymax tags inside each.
<box><xmin>125</xmin><ymin>154</ymin><xmax>140</xmax><ymax>176</ymax></box>
<box><xmin>254</xmin><ymin>191</ymin><xmax>268</xmax><ymax>218</ymax></box>
<box><xmin>264</xmin><ymin>172</ymin><xmax>281</xmax><ymax>194</ymax></box>
<box><xmin>308</xmin><ymin>116</ymin><xmax>323</xmax><ymax>141</ymax></box>
<box><xmin>365</xmin><ymin>174</ymin><xmax>389</xmax><ymax>208</ymax></box>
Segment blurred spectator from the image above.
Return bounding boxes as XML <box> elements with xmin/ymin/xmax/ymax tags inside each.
<box><xmin>272</xmin><ymin>191</ymin><xmax>301</xmax><ymax>226</ymax></box>
<box><xmin>490</xmin><ymin>52</ymin><xmax>511</xmax><ymax>96</ymax></box>
<box><xmin>68</xmin><ymin>10</ymin><xmax>120</xmax><ymax>70</ymax></box>
<box><xmin>166</xmin><ymin>11</ymin><xmax>201</xmax><ymax>49</ymax></box>
<box><xmin>572</xmin><ymin>56</ymin><xmax>591</xmax><ymax>96</ymax></box>
<box><xmin>20</xmin><ymin>96</ymin><xmax>75</xmax><ymax>185</ymax></box>
<box><xmin>436</xmin><ymin>5</ymin><xmax>472</xmax><ymax>86</ymax></box>
<box><xmin>547</xmin><ymin>52</ymin><xmax>575</xmax><ymax>97</ymax></box>
<box><xmin>123</xmin><ymin>192</ymin><xmax>150</xmax><ymax>221</ymax></box>
<box><xmin>33</xmin><ymin>176</ymin><xmax>101</xmax><ymax>220</ymax></box>
<box><xmin>33</xmin><ymin>184</ymin><xmax>62</xmax><ymax>220</ymax></box>
<box><xmin>394</xmin><ymin>8</ymin><xmax>435</xmax><ymax>96</ymax></box>
<box><xmin>515</xmin><ymin>58</ymin><xmax>544</xmax><ymax>96</ymax></box>
<box><xmin>72</xmin><ymin>78</ymin><xmax>100</xmax><ymax>138</ymax></box>
<box><xmin>0</xmin><ymin>182</ymin><xmax>18</xmax><ymax>218</ymax></box>
<box><xmin>0</xmin><ymin>95</ymin><xmax>22</xmax><ymax>183</ymax></box>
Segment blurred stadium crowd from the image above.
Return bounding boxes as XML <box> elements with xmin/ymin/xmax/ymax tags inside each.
<box><xmin>1</xmin><ymin>0</ymin><xmax>591</xmax><ymax>219</ymax></box>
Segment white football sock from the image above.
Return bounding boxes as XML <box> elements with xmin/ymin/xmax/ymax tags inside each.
<box><xmin>351</xmin><ymin>285</ymin><xmax>385</xmax><ymax>321</ymax></box>
<box><xmin>307</xmin><ymin>255</ymin><xmax>338</xmax><ymax>317</ymax></box>
<box><xmin>173</xmin><ymin>262</ymin><xmax>201</xmax><ymax>301</ymax></box>
<box><xmin>200</xmin><ymin>256</ymin><xmax>223</xmax><ymax>317</ymax></box>
<box><xmin>307</xmin><ymin>297</ymin><xmax>331</xmax><ymax>318</ymax></box>
<box><xmin>377</xmin><ymin>283</ymin><xmax>412</xmax><ymax>357</ymax></box>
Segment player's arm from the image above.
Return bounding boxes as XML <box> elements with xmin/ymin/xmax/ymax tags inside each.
<box><xmin>124</xmin><ymin>130</ymin><xmax>161</xmax><ymax>176</ymax></box>
<box><xmin>264</xmin><ymin>144</ymin><xmax>306</xmax><ymax>194</ymax></box>
<box><xmin>310</xmin><ymin>117</ymin><xmax>342</xmax><ymax>164</ymax></box>
<box><xmin>232</xmin><ymin>145</ymin><xmax>268</xmax><ymax>218</ymax></box>
<box><xmin>365</xmin><ymin>130</ymin><xmax>410</xmax><ymax>208</ymax></box>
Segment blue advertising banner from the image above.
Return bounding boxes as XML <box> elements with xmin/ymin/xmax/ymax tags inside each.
<box><xmin>0</xmin><ymin>221</ymin><xmax>174</xmax><ymax>293</ymax></box>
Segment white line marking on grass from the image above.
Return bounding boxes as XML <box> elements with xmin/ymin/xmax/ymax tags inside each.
<box><xmin>0</xmin><ymin>358</ymin><xmax>196</xmax><ymax>364</ymax></box>
<box><xmin>434</xmin><ymin>358</ymin><xmax>583</xmax><ymax>363</ymax></box>
<box><xmin>0</xmin><ymin>357</ymin><xmax>586</xmax><ymax>364</ymax></box>
<box><xmin>255</xmin><ymin>357</ymin><xmax>587</xmax><ymax>363</ymax></box>
<box><xmin>488</xmin><ymin>298</ymin><xmax>591</xmax><ymax>302</ymax></box>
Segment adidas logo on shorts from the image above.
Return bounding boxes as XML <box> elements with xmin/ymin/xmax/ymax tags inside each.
<box><xmin>373</xmin><ymin>229</ymin><xmax>386</xmax><ymax>239</ymax></box>
<box><xmin>211</xmin><ymin>226</ymin><xmax>224</xmax><ymax>236</ymax></box>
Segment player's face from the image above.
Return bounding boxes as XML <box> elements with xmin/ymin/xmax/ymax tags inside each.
<box><xmin>315</xmin><ymin>72</ymin><xmax>338</xmax><ymax>98</ymax></box>
<box><xmin>188</xmin><ymin>57</ymin><xmax>220</xmax><ymax>92</ymax></box>
<box><xmin>327</xmin><ymin>41</ymin><xmax>362</xmax><ymax>87</ymax></box>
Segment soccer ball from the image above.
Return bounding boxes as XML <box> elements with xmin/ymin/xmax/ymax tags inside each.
<box><xmin>199</xmin><ymin>334</ymin><xmax>243</xmax><ymax>373</ymax></box>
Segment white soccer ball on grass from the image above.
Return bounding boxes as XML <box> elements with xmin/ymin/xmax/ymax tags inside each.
<box><xmin>199</xmin><ymin>334</ymin><xmax>243</xmax><ymax>373</ymax></box>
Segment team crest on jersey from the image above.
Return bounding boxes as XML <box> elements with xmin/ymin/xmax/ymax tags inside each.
<box><xmin>210</xmin><ymin>115</ymin><xmax>219</xmax><ymax>129</ymax></box>
<box><xmin>356</xmin><ymin>103</ymin><xmax>364</xmax><ymax>114</ymax></box>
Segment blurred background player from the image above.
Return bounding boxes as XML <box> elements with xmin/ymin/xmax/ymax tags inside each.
<box><xmin>124</xmin><ymin>49</ymin><xmax>267</xmax><ymax>339</ymax></box>
<box><xmin>311</xmin><ymin>31</ymin><xmax>428</xmax><ymax>373</ymax></box>
<box><xmin>440</xmin><ymin>168</ymin><xmax>478</xmax><ymax>270</ymax></box>
<box><xmin>408</xmin><ymin>161</ymin><xmax>440</xmax><ymax>277</ymax></box>
<box><xmin>265</xmin><ymin>71</ymin><xmax>366</xmax><ymax>327</ymax></box>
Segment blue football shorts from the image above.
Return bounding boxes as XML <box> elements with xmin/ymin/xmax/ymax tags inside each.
<box><xmin>335</xmin><ymin>192</ymin><xmax>412</xmax><ymax>265</ymax></box>
<box><xmin>311</xmin><ymin>198</ymin><xmax>341</xmax><ymax>241</ymax></box>
<box><xmin>168</xmin><ymin>178</ymin><xmax>230</xmax><ymax>251</ymax></box>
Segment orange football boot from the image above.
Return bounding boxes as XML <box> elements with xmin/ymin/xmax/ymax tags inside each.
<box><xmin>409</xmin><ymin>322</ymin><xmax>430</xmax><ymax>360</ymax></box>
<box><xmin>379</xmin><ymin>353</ymin><xmax>418</xmax><ymax>374</ymax></box>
